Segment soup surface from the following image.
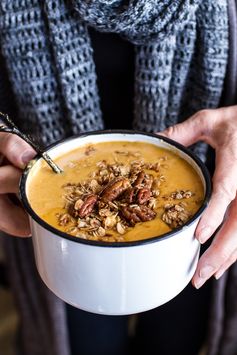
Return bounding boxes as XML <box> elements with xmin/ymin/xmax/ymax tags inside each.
<box><xmin>27</xmin><ymin>141</ymin><xmax>204</xmax><ymax>242</ymax></box>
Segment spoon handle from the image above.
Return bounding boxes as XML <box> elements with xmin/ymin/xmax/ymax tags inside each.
<box><xmin>0</xmin><ymin>112</ymin><xmax>63</xmax><ymax>174</ymax></box>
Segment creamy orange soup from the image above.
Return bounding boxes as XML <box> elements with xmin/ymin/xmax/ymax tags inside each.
<box><xmin>27</xmin><ymin>141</ymin><xmax>204</xmax><ymax>242</ymax></box>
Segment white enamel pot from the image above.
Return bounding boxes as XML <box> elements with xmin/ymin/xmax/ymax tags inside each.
<box><xmin>20</xmin><ymin>131</ymin><xmax>211</xmax><ymax>315</ymax></box>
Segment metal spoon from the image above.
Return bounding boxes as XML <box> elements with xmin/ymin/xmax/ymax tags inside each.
<box><xmin>0</xmin><ymin>112</ymin><xmax>63</xmax><ymax>174</ymax></box>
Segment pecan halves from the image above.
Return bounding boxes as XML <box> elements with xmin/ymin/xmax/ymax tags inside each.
<box><xmin>78</xmin><ymin>194</ymin><xmax>98</xmax><ymax>218</ymax></box>
<box><xmin>125</xmin><ymin>187</ymin><xmax>137</xmax><ymax>204</ymax></box>
<box><xmin>100</xmin><ymin>178</ymin><xmax>131</xmax><ymax>202</ymax></box>
<box><xmin>134</xmin><ymin>171</ymin><xmax>153</xmax><ymax>189</ymax></box>
<box><xmin>121</xmin><ymin>206</ymin><xmax>141</xmax><ymax>225</ymax></box>
<box><xmin>134</xmin><ymin>171</ymin><xmax>145</xmax><ymax>187</ymax></box>
<box><xmin>135</xmin><ymin>205</ymin><xmax>156</xmax><ymax>221</ymax></box>
<box><xmin>137</xmin><ymin>188</ymin><xmax>151</xmax><ymax>204</ymax></box>
<box><xmin>125</xmin><ymin>187</ymin><xmax>151</xmax><ymax>205</ymax></box>
<box><xmin>121</xmin><ymin>205</ymin><xmax>156</xmax><ymax>225</ymax></box>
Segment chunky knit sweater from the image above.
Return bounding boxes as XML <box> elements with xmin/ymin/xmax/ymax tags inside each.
<box><xmin>0</xmin><ymin>1</ymin><xmax>236</xmax><ymax>355</ymax></box>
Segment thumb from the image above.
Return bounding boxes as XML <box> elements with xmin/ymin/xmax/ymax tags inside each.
<box><xmin>159</xmin><ymin>110</ymin><xmax>212</xmax><ymax>147</ymax></box>
<box><xmin>0</xmin><ymin>133</ymin><xmax>36</xmax><ymax>169</ymax></box>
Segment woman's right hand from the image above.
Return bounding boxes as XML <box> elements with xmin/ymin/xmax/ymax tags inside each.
<box><xmin>0</xmin><ymin>132</ymin><xmax>35</xmax><ymax>237</ymax></box>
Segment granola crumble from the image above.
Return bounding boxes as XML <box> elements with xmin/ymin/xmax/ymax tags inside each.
<box><xmin>57</xmin><ymin>156</ymin><xmax>167</xmax><ymax>242</ymax></box>
<box><xmin>170</xmin><ymin>190</ymin><xmax>194</xmax><ymax>200</ymax></box>
<box><xmin>57</xmin><ymin>150</ymin><xmax>197</xmax><ymax>242</ymax></box>
<box><xmin>161</xmin><ymin>202</ymin><xmax>190</xmax><ymax>228</ymax></box>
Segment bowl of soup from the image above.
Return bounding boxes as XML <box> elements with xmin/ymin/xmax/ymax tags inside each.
<box><xmin>20</xmin><ymin>131</ymin><xmax>211</xmax><ymax>315</ymax></box>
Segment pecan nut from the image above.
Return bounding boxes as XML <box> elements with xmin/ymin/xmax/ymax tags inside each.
<box><xmin>125</xmin><ymin>187</ymin><xmax>151</xmax><ymax>205</ymax></box>
<box><xmin>134</xmin><ymin>171</ymin><xmax>153</xmax><ymax>189</ymax></box>
<box><xmin>121</xmin><ymin>206</ymin><xmax>141</xmax><ymax>225</ymax></box>
<box><xmin>121</xmin><ymin>205</ymin><xmax>156</xmax><ymax>225</ymax></box>
<box><xmin>134</xmin><ymin>171</ymin><xmax>145</xmax><ymax>187</ymax></box>
<box><xmin>136</xmin><ymin>205</ymin><xmax>156</xmax><ymax>221</ymax></box>
<box><xmin>101</xmin><ymin>178</ymin><xmax>130</xmax><ymax>201</ymax></box>
<box><xmin>78</xmin><ymin>194</ymin><xmax>98</xmax><ymax>218</ymax></box>
<box><xmin>124</xmin><ymin>187</ymin><xmax>138</xmax><ymax>204</ymax></box>
<box><xmin>137</xmin><ymin>188</ymin><xmax>151</xmax><ymax>204</ymax></box>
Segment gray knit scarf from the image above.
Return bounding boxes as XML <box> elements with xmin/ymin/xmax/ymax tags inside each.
<box><xmin>0</xmin><ymin>0</ymin><xmax>228</xmax><ymax>158</ymax></box>
<box><xmin>0</xmin><ymin>1</ymin><xmax>230</xmax><ymax>355</ymax></box>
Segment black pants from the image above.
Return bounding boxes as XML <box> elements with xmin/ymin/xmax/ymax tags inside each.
<box><xmin>66</xmin><ymin>280</ymin><xmax>212</xmax><ymax>355</ymax></box>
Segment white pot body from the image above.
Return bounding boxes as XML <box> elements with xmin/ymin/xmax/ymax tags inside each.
<box><xmin>21</xmin><ymin>132</ymin><xmax>210</xmax><ymax>315</ymax></box>
<box><xmin>31</xmin><ymin>219</ymin><xmax>200</xmax><ymax>315</ymax></box>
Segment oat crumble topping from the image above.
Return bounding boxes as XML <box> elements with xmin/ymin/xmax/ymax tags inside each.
<box><xmin>57</xmin><ymin>149</ymin><xmax>197</xmax><ymax>242</ymax></box>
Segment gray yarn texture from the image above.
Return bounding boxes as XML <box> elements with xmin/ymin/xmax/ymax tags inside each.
<box><xmin>0</xmin><ymin>2</ymin><xmax>230</xmax><ymax>355</ymax></box>
<box><xmin>0</xmin><ymin>0</ymin><xmax>228</xmax><ymax>161</ymax></box>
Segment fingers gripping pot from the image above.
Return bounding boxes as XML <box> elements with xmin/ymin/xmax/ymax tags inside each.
<box><xmin>20</xmin><ymin>131</ymin><xmax>211</xmax><ymax>315</ymax></box>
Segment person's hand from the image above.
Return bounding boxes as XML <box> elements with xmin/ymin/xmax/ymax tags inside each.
<box><xmin>160</xmin><ymin>106</ymin><xmax>237</xmax><ymax>288</ymax></box>
<box><xmin>0</xmin><ymin>132</ymin><xmax>35</xmax><ymax>237</ymax></box>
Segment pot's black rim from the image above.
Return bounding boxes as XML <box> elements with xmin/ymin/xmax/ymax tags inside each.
<box><xmin>19</xmin><ymin>130</ymin><xmax>212</xmax><ymax>248</ymax></box>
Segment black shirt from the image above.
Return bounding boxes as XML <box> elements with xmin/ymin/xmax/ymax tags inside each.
<box><xmin>89</xmin><ymin>28</ymin><xmax>135</xmax><ymax>130</ymax></box>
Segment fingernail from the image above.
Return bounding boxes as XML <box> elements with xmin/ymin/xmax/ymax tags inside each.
<box><xmin>215</xmin><ymin>269</ymin><xmax>225</xmax><ymax>280</ymax></box>
<box><xmin>194</xmin><ymin>278</ymin><xmax>205</xmax><ymax>289</ymax></box>
<box><xmin>21</xmin><ymin>151</ymin><xmax>35</xmax><ymax>165</ymax></box>
<box><xmin>194</xmin><ymin>265</ymin><xmax>214</xmax><ymax>289</ymax></box>
<box><xmin>23</xmin><ymin>234</ymin><xmax>32</xmax><ymax>238</ymax></box>
<box><xmin>198</xmin><ymin>226</ymin><xmax>212</xmax><ymax>244</ymax></box>
<box><xmin>199</xmin><ymin>265</ymin><xmax>214</xmax><ymax>278</ymax></box>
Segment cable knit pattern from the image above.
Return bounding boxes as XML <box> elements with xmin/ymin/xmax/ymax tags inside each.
<box><xmin>0</xmin><ymin>0</ymin><xmax>228</xmax><ymax>161</ymax></box>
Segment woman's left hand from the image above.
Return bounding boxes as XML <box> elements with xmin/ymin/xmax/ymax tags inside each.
<box><xmin>160</xmin><ymin>106</ymin><xmax>237</xmax><ymax>289</ymax></box>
